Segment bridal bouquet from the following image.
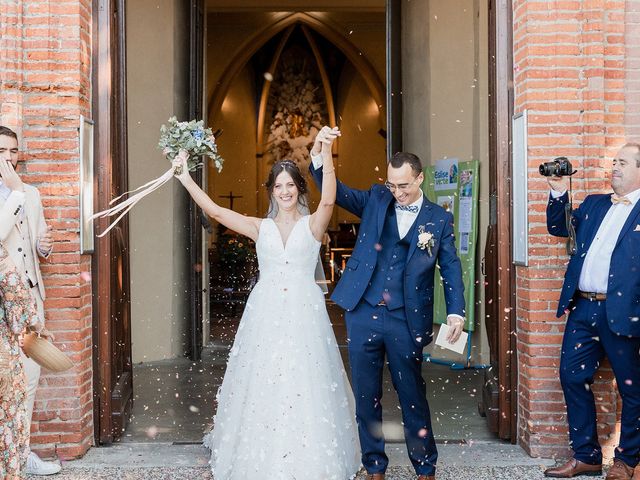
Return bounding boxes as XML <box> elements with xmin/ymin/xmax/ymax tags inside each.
<box><xmin>159</xmin><ymin>117</ymin><xmax>223</xmax><ymax>174</ymax></box>
<box><xmin>90</xmin><ymin>117</ymin><xmax>224</xmax><ymax>237</ymax></box>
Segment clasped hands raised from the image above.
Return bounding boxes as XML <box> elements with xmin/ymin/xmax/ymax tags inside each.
<box><xmin>311</xmin><ymin>126</ymin><xmax>341</xmax><ymax>157</ymax></box>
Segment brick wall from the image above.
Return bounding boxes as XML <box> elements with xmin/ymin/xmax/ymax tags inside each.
<box><xmin>513</xmin><ymin>0</ymin><xmax>627</xmax><ymax>459</ymax></box>
<box><xmin>626</xmin><ymin>0</ymin><xmax>640</xmax><ymax>139</ymax></box>
<box><xmin>0</xmin><ymin>0</ymin><xmax>93</xmax><ymax>459</ymax></box>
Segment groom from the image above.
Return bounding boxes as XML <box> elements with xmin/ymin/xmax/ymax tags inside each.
<box><xmin>310</xmin><ymin>129</ymin><xmax>465</xmax><ymax>480</ymax></box>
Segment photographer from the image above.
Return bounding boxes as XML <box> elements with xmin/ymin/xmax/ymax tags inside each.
<box><xmin>543</xmin><ymin>143</ymin><xmax>640</xmax><ymax>480</ymax></box>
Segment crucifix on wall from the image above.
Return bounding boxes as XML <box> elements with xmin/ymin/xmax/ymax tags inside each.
<box><xmin>219</xmin><ymin>191</ymin><xmax>243</xmax><ymax>211</ymax></box>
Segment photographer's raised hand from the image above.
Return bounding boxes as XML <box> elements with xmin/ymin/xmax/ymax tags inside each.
<box><xmin>547</xmin><ymin>175</ymin><xmax>569</xmax><ymax>194</ymax></box>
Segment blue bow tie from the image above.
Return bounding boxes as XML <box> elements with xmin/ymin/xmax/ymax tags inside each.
<box><xmin>395</xmin><ymin>204</ymin><xmax>419</xmax><ymax>213</ymax></box>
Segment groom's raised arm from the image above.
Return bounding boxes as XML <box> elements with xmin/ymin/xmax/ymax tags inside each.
<box><xmin>309</xmin><ymin>153</ymin><xmax>370</xmax><ymax>218</ymax></box>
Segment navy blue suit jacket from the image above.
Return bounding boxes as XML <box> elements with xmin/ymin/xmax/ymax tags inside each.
<box><xmin>547</xmin><ymin>192</ymin><xmax>640</xmax><ymax>337</ymax></box>
<box><xmin>310</xmin><ymin>164</ymin><xmax>465</xmax><ymax>346</ymax></box>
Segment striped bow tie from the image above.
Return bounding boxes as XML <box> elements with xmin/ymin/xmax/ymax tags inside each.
<box><xmin>611</xmin><ymin>194</ymin><xmax>631</xmax><ymax>205</ymax></box>
<box><xmin>396</xmin><ymin>204</ymin><xmax>419</xmax><ymax>213</ymax></box>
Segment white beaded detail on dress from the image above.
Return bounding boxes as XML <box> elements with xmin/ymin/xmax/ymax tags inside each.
<box><xmin>203</xmin><ymin>215</ymin><xmax>360</xmax><ymax>479</ymax></box>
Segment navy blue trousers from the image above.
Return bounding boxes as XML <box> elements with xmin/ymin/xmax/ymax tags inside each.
<box><xmin>345</xmin><ymin>301</ymin><xmax>437</xmax><ymax>475</ymax></box>
<box><xmin>560</xmin><ymin>297</ymin><xmax>640</xmax><ymax>467</ymax></box>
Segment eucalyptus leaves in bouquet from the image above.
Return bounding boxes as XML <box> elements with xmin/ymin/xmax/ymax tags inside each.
<box><xmin>159</xmin><ymin>116</ymin><xmax>224</xmax><ymax>174</ymax></box>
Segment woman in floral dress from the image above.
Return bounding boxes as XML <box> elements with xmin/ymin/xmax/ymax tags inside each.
<box><xmin>0</xmin><ymin>242</ymin><xmax>41</xmax><ymax>478</ymax></box>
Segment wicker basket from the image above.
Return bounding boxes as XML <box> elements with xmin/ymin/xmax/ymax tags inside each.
<box><xmin>22</xmin><ymin>332</ymin><xmax>73</xmax><ymax>372</ymax></box>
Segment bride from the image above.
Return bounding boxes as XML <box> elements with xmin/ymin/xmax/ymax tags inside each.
<box><xmin>172</xmin><ymin>126</ymin><xmax>360</xmax><ymax>479</ymax></box>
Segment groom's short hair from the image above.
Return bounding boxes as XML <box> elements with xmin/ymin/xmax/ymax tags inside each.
<box><xmin>389</xmin><ymin>152</ymin><xmax>423</xmax><ymax>176</ymax></box>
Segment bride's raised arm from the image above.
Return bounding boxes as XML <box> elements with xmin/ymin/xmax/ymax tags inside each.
<box><xmin>172</xmin><ymin>152</ymin><xmax>261</xmax><ymax>241</ymax></box>
<box><xmin>309</xmin><ymin>126</ymin><xmax>340</xmax><ymax>241</ymax></box>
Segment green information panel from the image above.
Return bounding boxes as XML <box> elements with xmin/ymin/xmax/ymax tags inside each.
<box><xmin>423</xmin><ymin>159</ymin><xmax>479</xmax><ymax>331</ymax></box>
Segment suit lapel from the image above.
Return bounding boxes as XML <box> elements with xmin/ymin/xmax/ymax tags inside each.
<box><xmin>615</xmin><ymin>197</ymin><xmax>640</xmax><ymax>249</ymax></box>
<box><xmin>377</xmin><ymin>193</ymin><xmax>394</xmax><ymax>237</ymax></box>
<box><xmin>405</xmin><ymin>197</ymin><xmax>434</xmax><ymax>264</ymax></box>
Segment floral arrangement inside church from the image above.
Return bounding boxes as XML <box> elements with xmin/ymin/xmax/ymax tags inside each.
<box><xmin>266</xmin><ymin>50</ymin><xmax>327</xmax><ymax>168</ymax></box>
<box><xmin>218</xmin><ymin>235</ymin><xmax>255</xmax><ymax>268</ymax></box>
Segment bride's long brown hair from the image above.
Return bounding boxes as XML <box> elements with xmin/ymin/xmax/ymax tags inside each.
<box><xmin>265</xmin><ymin>160</ymin><xmax>309</xmax><ymax>217</ymax></box>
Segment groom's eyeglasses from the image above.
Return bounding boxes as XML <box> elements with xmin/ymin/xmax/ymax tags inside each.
<box><xmin>384</xmin><ymin>176</ymin><xmax>420</xmax><ymax>193</ymax></box>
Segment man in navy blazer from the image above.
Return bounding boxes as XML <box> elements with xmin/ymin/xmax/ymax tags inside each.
<box><xmin>544</xmin><ymin>143</ymin><xmax>640</xmax><ymax>480</ymax></box>
<box><xmin>310</xmin><ymin>127</ymin><xmax>465</xmax><ymax>480</ymax></box>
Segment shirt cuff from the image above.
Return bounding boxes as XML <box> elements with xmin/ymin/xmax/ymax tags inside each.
<box><xmin>36</xmin><ymin>241</ymin><xmax>51</xmax><ymax>258</ymax></box>
<box><xmin>550</xmin><ymin>189</ymin><xmax>567</xmax><ymax>199</ymax></box>
<box><xmin>310</xmin><ymin>152</ymin><xmax>323</xmax><ymax>170</ymax></box>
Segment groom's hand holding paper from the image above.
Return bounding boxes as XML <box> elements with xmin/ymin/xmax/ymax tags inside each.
<box><xmin>435</xmin><ymin>323</ymin><xmax>468</xmax><ymax>355</ymax></box>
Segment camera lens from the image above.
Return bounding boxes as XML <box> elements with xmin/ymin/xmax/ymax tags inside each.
<box><xmin>539</xmin><ymin>157</ymin><xmax>572</xmax><ymax>177</ymax></box>
<box><xmin>539</xmin><ymin>162</ymin><xmax>556</xmax><ymax>176</ymax></box>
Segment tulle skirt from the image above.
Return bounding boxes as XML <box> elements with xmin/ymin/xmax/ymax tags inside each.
<box><xmin>204</xmin><ymin>277</ymin><xmax>361</xmax><ymax>479</ymax></box>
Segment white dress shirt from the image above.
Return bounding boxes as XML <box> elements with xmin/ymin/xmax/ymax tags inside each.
<box><xmin>551</xmin><ymin>187</ymin><xmax>640</xmax><ymax>293</ymax></box>
<box><xmin>395</xmin><ymin>193</ymin><xmax>423</xmax><ymax>238</ymax></box>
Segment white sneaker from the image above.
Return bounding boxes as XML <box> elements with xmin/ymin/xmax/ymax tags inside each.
<box><xmin>24</xmin><ymin>452</ymin><xmax>61</xmax><ymax>475</ymax></box>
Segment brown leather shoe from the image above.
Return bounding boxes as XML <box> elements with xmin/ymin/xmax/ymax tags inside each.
<box><xmin>417</xmin><ymin>475</ymin><xmax>435</xmax><ymax>480</ymax></box>
<box><xmin>544</xmin><ymin>458</ymin><xmax>602</xmax><ymax>477</ymax></box>
<box><xmin>606</xmin><ymin>460</ymin><xmax>635</xmax><ymax>480</ymax></box>
<box><xmin>366</xmin><ymin>474</ymin><xmax>385</xmax><ymax>480</ymax></box>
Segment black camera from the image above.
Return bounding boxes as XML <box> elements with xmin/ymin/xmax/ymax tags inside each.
<box><xmin>539</xmin><ymin>157</ymin><xmax>574</xmax><ymax>177</ymax></box>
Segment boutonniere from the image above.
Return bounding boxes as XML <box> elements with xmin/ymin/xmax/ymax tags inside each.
<box><xmin>417</xmin><ymin>225</ymin><xmax>435</xmax><ymax>256</ymax></box>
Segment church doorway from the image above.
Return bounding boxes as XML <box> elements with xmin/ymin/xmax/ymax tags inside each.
<box><xmin>200</xmin><ymin>0</ymin><xmax>515</xmax><ymax>447</ymax></box>
<box><xmin>94</xmin><ymin>0</ymin><xmax>516</xmax><ymax>448</ymax></box>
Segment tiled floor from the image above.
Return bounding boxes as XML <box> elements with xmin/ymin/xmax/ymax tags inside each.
<box><xmin>122</xmin><ymin>348</ymin><xmax>223</xmax><ymax>443</ymax></box>
<box><xmin>122</xmin><ymin>301</ymin><xmax>492</xmax><ymax>444</ymax></box>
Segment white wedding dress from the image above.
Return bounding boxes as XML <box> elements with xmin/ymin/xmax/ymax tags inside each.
<box><xmin>204</xmin><ymin>215</ymin><xmax>361</xmax><ymax>479</ymax></box>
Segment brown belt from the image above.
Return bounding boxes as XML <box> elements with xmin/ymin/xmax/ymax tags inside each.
<box><xmin>577</xmin><ymin>290</ymin><xmax>606</xmax><ymax>301</ymax></box>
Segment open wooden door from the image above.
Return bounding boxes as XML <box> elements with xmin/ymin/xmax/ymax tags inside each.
<box><xmin>479</xmin><ymin>0</ymin><xmax>517</xmax><ymax>442</ymax></box>
<box><xmin>92</xmin><ymin>0</ymin><xmax>133</xmax><ymax>444</ymax></box>
<box><xmin>187</xmin><ymin>0</ymin><xmax>205</xmax><ymax>361</ymax></box>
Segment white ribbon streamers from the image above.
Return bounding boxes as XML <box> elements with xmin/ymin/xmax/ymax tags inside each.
<box><xmin>89</xmin><ymin>167</ymin><xmax>175</xmax><ymax>238</ymax></box>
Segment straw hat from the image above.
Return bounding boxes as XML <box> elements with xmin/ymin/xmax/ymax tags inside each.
<box><xmin>22</xmin><ymin>332</ymin><xmax>73</xmax><ymax>372</ymax></box>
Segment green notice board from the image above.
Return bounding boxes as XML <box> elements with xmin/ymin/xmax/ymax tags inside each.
<box><xmin>424</xmin><ymin>159</ymin><xmax>479</xmax><ymax>331</ymax></box>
